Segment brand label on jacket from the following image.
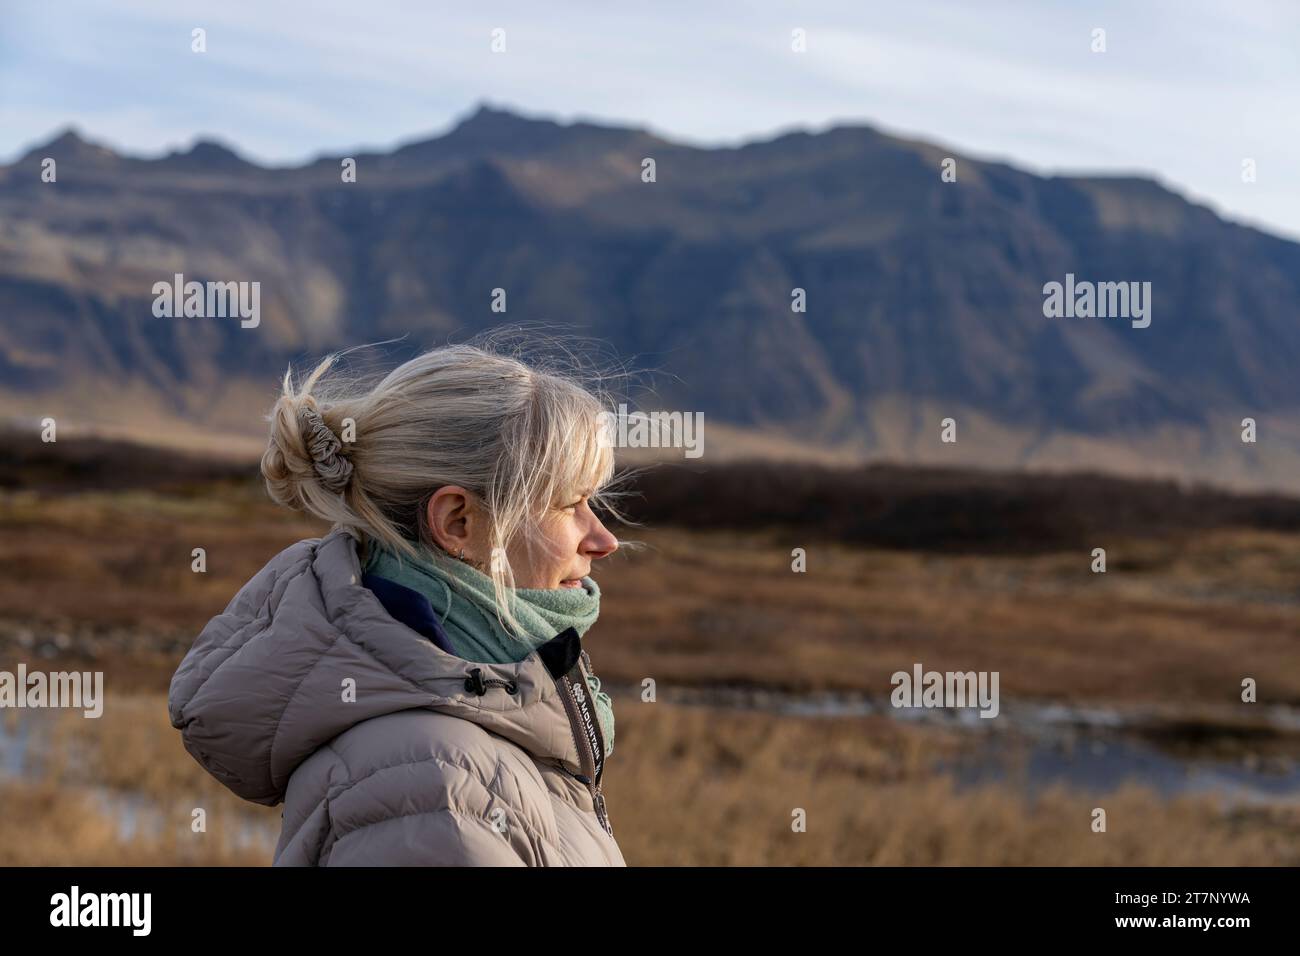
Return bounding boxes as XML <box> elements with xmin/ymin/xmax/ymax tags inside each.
<box><xmin>564</xmin><ymin>660</ymin><xmax>605</xmax><ymax>788</ymax></box>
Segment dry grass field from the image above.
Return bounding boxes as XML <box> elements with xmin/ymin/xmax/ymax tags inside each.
<box><xmin>1</xmin><ymin>437</ymin><xmax>1298</xmax><ymax>865</ymax></box>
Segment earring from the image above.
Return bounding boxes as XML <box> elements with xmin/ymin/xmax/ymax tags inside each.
<box><xmin>449</xmin><ymin>546</ymin><xmax>484</xmax><ymax>572</ymax></box>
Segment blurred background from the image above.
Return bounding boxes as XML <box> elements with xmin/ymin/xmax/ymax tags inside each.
<box><xmin>1</xmin><ymin>0</ymin><xmax>1298</xmax><ymax>865</ymax></box>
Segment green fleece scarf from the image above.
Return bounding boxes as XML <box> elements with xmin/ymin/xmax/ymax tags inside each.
<box><xmin>363</xmin><ymin>542</ymin><xmax>614</xmax><ymax>758</ymax></box>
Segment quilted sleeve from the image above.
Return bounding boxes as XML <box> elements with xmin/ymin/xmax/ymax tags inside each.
<box><xmin>322</xmin><ymin>804</ymin><xmax>536</xmax><ymax>866</ymax></box>
<box><xmin>314</xmin><ymin>739</ymin><xmax>556</xmax><ymax>867</ymax></box>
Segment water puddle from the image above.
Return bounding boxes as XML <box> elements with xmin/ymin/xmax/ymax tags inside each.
<box><xmin>0</xmin><ymin>710</ymin><xmax>278</xmax><ymax>854</ymax></box>
<box><xmin>610</xmin><ymin>682</ymin><xmax>1300</xmax><ymax>806</ymax></box>
<box><xmin>938</xmin><ymin>731</ymin><xmax>1300</xmax><ymax>807</ymax></box>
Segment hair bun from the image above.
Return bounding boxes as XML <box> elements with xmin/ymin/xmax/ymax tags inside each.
<box><xmin>298</xmin><ymin>404</ymin><xmax>353</xmax><ymax>494</ymax></box>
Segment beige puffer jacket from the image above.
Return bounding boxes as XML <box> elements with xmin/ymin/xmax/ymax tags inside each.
<box><xmin>167</xmin><ymin>527</ymin><xmax>626</xmax><ymax>866</ymax></box>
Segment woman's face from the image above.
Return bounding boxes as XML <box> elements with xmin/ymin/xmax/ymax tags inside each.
<box><xmin>426</xmin><ymin>486</ymin><xmax>619</xmax><ymax>590</ymax></box>
<box><xmin>507</xmin><ymin>492</ymin><xmax>619</xmax><ymax>589</ymax></box>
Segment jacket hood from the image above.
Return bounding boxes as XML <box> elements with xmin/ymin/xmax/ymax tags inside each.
<box><xmin>168</xmin><ymin>527</ymin><xmax>587</xmax><ymax>806</ymax></box>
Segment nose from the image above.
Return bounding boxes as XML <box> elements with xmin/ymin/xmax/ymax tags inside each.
<box><xmin>583</xmin><ymin>514</ymin><xmax>619</xmax><ymax>561</ymax></box>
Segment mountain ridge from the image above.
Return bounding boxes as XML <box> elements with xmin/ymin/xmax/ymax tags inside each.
<box><xmin>3</xmin><ymin>102</ymin><xmax>1299</xmax><ymax>491</ymax></box>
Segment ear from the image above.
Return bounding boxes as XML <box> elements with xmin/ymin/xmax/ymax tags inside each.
<box><xmin>425</xmin><ymin>486</ymin><xmax>479</xmax><ymax>554</ymax></box>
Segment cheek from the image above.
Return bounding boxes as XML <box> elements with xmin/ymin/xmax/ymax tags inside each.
<box><xmin>551</xmin><ymin>521</ymin><xmax>582</xmax><ymax>556</ymax></box>
<box><xmin>525</xmin><ymin>517</ymin><xmax>581</xmax><ymax>566</ymax></box>
<box><xmin>546</xmin><ymin>519</ymin><xmax>585</xmax><ymax>560</ymax></box>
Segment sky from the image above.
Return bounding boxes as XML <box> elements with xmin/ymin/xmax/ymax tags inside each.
<box><xmin>3</xmin><ymin>0</ymin><xmax>1299</xmax><ymax>239</ymax></box>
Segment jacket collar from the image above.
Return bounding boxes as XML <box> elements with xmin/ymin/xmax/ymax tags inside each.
<box><xmin>359</xmin><ymin>572</ymin><xmax>458</xmax><ymax>655</ymax></box>
<box><xmin>322</xmin><ymin>529</ymin><xmax>587</xmax><ymax>775</ymax></box>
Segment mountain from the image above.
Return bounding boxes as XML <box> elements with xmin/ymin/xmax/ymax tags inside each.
<box><xmin>3</xmin><ymin>102</ymin><xmax>1300</xmax><ymax>488</ymax></box>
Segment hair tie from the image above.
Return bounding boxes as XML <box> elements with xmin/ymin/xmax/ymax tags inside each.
<box><xmin>299</xmin><ymin>404</ymin><xmax>353</xmax><ymax>493</ymax></box>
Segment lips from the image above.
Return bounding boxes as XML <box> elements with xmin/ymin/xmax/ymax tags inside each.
<box><xmin>559</xmin><ymin>578</ymin><xmax>584</xmax><ymax>589</ymax></box>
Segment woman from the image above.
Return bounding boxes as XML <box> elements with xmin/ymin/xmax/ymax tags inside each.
<box><xmin>168</xmin><ymin>342</ymin><xmax>628</xmax><ymax>865</ymax></box>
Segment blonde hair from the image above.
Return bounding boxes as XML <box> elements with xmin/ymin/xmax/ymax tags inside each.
<box><xmin>260</xmin><ymin>337</ymin><xmax>633</xmax><ymax>636</ymax></box>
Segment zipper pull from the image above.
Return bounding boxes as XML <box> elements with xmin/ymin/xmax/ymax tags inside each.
<box><xmin>594</xmin><ymin>789</ymin><xmax>613</xmax><ymax>837</ymax></box>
